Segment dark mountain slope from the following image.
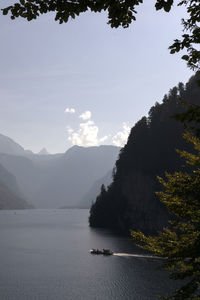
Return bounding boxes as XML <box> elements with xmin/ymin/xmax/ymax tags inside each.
<box><xmin>0</xmin><ymin>153</ymin><xmax>40</xmax><ymax>204</ymax></box>
<box><xmin>89</xmin><ymin>72</ymin><xmax>200</xmax><ymax>234</ymax></box>
<box><xmin>0</xmin><ymin>163</ymin><xmax>33</xmax><ymax>209</ymax></box>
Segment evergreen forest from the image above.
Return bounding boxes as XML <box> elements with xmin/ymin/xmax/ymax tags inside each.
<box><xmin>89</xmin><ymin>72</ymin><xmax>200</xmax><ymax>234</ymax></box>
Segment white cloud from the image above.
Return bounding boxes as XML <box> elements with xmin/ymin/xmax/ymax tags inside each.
<box><xmin>67</xmin><ymin>120</ymin><xmax>108</xmax><ymax>147</ymax></box>
<box><xmin>79</xmin><ymin>110</ymin><xmax>92</xmax><ymax>120</ymax></box>
<box><xmin>66</xmin><ymin>109</ymin><xmax>130</xmax><ymax>148</ymax></box>
<box><xmin>112</xmin><ymin>123</ymin><xmax>131</xmax><ymax>147</ymax></box>
<box><xmin>65</xmin><ymin>107</ymin><xmax>75</xmax><ymax>114</ymax></box>
<box><xmin>99</xmin><ymin>136</ymin><xmax>109</xmax><ymax>143</ymax></box>
<box><xmin>66</xmin><ymin>126</ymin><xmax>74</xmax><ymax>134</ymax></box>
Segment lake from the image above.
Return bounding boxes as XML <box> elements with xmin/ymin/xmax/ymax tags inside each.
<box><xmin>0</xmin><ymin>209</ymin><xmax>176</xmax><ymax>299</ymax></box>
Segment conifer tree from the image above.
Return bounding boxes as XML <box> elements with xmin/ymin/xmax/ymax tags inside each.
<box><xmin>131</xmin><ymin>131</ymin><xmax>200</xmax><ymax>299</ymax></box>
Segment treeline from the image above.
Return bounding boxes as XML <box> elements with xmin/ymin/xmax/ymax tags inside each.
<box><xmin>89</xmin><ymin>72</ymin><xmax>200</xmax><ymax>234</ymax></box>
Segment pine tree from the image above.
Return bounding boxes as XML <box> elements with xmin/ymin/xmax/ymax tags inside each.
<box><xmin>131</xmin><ymin>131</ymin><xmax>200</xmax><ymax>299</ymax></box>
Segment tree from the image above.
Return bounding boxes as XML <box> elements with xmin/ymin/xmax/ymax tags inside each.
<box><xmin>89</xmin><ymin>74</ymin><xmax>200</xmax><ymax>234</ymax></box>
<box><xmin>131</xmin><ymin>131</ymin><xmax>200</xmax><ymax>300</ymax></box>
<box><xmin>174</xmin><ymin>100</ymin><xmax>200</xmax><ymax>137</ymax></box>
<box><xmin>1</xmin><ymin>0</ymin><xmax>200</xmax><ymax>70</ymax></box>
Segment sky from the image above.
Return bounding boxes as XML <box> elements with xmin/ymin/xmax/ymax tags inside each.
<box><xmin>0</xmin><ymin>0</ymin><xmax>193</xmax><ymax>153</ymax></box>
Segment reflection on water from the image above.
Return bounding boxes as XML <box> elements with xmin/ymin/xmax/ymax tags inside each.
<box><xmin>113</xmin><ymin>253</ymin><xmax>163</xmax><ymax>259</ymax></box>
<box><xmin>0</xmin><ymin>209</ymin><xmax>176</xmax><ymax>300</ymax></box>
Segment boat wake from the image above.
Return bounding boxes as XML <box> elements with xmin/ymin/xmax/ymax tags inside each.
<box><xmin>113</xmin><ymin>253</ymin><xmax>163</xmax><ymax>259</ymax></box>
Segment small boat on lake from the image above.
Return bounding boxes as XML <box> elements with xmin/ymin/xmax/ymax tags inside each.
<box><xmin>102</xmin><ymin>249</ymin><xmax>113</xmax><ymax>255</ymax></box>
<box><xmin>90</xmin><ymin>248</ymin><xmax>113</xmax><ymax>255</ymax></box>
<box><xmin>90</xmin><ymin>249</ymin><xmax>102</xmax><ymax>254</ymax></box>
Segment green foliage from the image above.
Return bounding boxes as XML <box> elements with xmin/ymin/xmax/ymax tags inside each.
<box><xmin>1</xmin><ymin>0</ymin><xmax>200</xmax><ymax>69</ymax></box>
<box><xmin>174</xmin><ymin>106</ymin><xmax>200</xmax><ymax>138</ymax></box>
<box><xmin>131</xmin><ymin>131</ymin><xmax>200</xmax><ymax>299</ymax></box>
<box><xmin>173</xmin><ymin>72</ymin><xmax>200</xmax><ymax>138</ymax></box>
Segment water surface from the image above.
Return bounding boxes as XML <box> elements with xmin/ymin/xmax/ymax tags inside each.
<box><xmin>0</xmin><ymin>209</ymin><xmax>175</xmax><ymax>299</ymax></box>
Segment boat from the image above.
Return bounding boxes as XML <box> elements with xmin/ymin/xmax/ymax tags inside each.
<box><xmin>90</xmin><ymin>248</ymin><xmax>113</xmax><ymax>255</ymax></box>
<box><xmin>90</xmin><ymin>249</ymin><xmax>102</xmax><ymax>254</ymax></box>
<box><xmin>102</xmin><ymin>248</ymin><xmax>113</xmax><ymax>255</ymax></box>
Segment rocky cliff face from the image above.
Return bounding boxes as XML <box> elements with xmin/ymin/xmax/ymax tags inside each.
<box><xmin>89</xmin><ymin>72</ymin><xmax>200</xmax><ymax>234</ymax></box>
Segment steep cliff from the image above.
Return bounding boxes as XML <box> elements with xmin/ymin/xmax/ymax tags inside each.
<box><xmin>89</xmin><ymin>72</ymin><xmax>200</xmax><ymax>234</ymax></box>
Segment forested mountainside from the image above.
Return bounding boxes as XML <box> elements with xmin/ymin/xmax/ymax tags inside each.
<box><xmin>0</xmin><ymin>163</ymin><xmax>33</xmax><ymax>209</ymax></box>
<box><xmin>89</xmin><ymin>72</ymin><xmax>200</xmax><ymax>234</ymax></box>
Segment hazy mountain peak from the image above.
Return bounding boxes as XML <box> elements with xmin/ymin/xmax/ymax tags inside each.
<box><xmin>65</xmin><ymin>145</ymin><xmax>82</xmax><ymax>152</ymax></box>
<box><xmin>64</xmin><ymin>145</ymin><xmax>84</xmax><ymax>157</ymax></box>
<box><xmin>0</xmin><ymin>133</ymin><xmax>34</xmax><ymax>156</ymax></box>
<box><xmin>0</xmin><ymin>133</ymin><xmax>25</xmax><ymax>155</ymax></box>
<box><xmin>38</xmin><ymin>147</ymin><xmax>49</xmax><ymax>155</ymax></box>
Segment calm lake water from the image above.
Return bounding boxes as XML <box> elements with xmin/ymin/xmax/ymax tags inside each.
<box><xmin>0</xmin><ymin>209</ymin><xmax>176</xmax><ymax>300</ymax></box>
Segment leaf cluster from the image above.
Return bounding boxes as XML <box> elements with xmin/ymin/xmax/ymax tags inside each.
<box><xmin>1</xmin><ymin>0</ymin><xmax>200</xmax><ymax>69</ymax></box>
<box><xmin>1</xmin><ymin>0</ymin><xmax>143</xmax><ymax>28</ymax></box>
<box><xmin>131</xmin><ymin>132</ymin><xmax>200</xmax><ymax>299</ymax></box>
<box><xmin>169</xmin><ymin>0</ymin><xmax>200</xmax><ymax>70</ymax></box>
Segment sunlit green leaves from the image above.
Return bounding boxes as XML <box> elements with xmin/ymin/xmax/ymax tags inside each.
<box><xmin>131</xmin><ymin>132</ymin><xmax>200</xmax><ymax>299</ymax></box>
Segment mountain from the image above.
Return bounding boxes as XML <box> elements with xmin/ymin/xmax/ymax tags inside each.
<box><xmin>0</xmin><ymin>163</ymin><xmax>33</xmax><ymax>209</ymax></box>
<box><xmin>38</xmin><ymin>148</ymin><xmax>49</xmax><ymax>155</ymax></box>
<box><xmin>0</xmin><ymin>141</ymin><xmax>120</xmax><ymax>208</ymax></box>
<box><xmin>0</xmin><ymin>153</ymin><xmax>40</xmax><ymax>204</ymax></box>
<box><xmin>34</xmin><ymin>145</ymin><xmax>120</xmax><ymax>208</ymax></box>
<box><xmin>0</xmin><ymin>133</ymin><xmax>33</xmax><ymax>156</ymax></box>
<box><xmin>89</xmin><ymin>72</ymin><xmax>200</xmax><ymax>234</ymax></box>
<box><xmin>79</xmin><ymin>170</ymin><xmax>113</xmax><ymax>208</ymax></box>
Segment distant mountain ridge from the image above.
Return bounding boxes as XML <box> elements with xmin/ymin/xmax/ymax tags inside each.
<box><xmin>0</xmin><ymin>133</ymin><xmax>33</xmax><ymax>156</ymax></box>
<box><xmin>0</xmin><ymin>135</ymin><xmax>120</xmax><ymax>208</ymax></box>
<box><xmin>80</xmin><ymin>170</ymin><xmax>113</xmax><ymax>208</ymax></box>
<box><xmin>33</xmin><ymin>144</ymin><xmax>120</xmax><ymax>208</ymax></box>
<box><xmin>38</xmin><ymin>148</ymin><xmax>49</xmax><ymax>155</ymax></box>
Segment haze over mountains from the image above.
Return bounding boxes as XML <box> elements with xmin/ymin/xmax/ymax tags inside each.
<box><xmin>80</xmin><ymin>170</ymin><xmax>113</xmax><ymax>208</ymax></box>
<box><xmin>0</xmin><ymin>162</ymin><xmax>33</xmax><ymax>209</ymax></box>
<box><xmin>0</xmin><ymin>133</ymin><xmax>33</xmax><ymax>156</ymax></box>
<box><xmin>0</xmin><ymin>133</ymin><xmax>120</xmax><ymax>209</ymax></box>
